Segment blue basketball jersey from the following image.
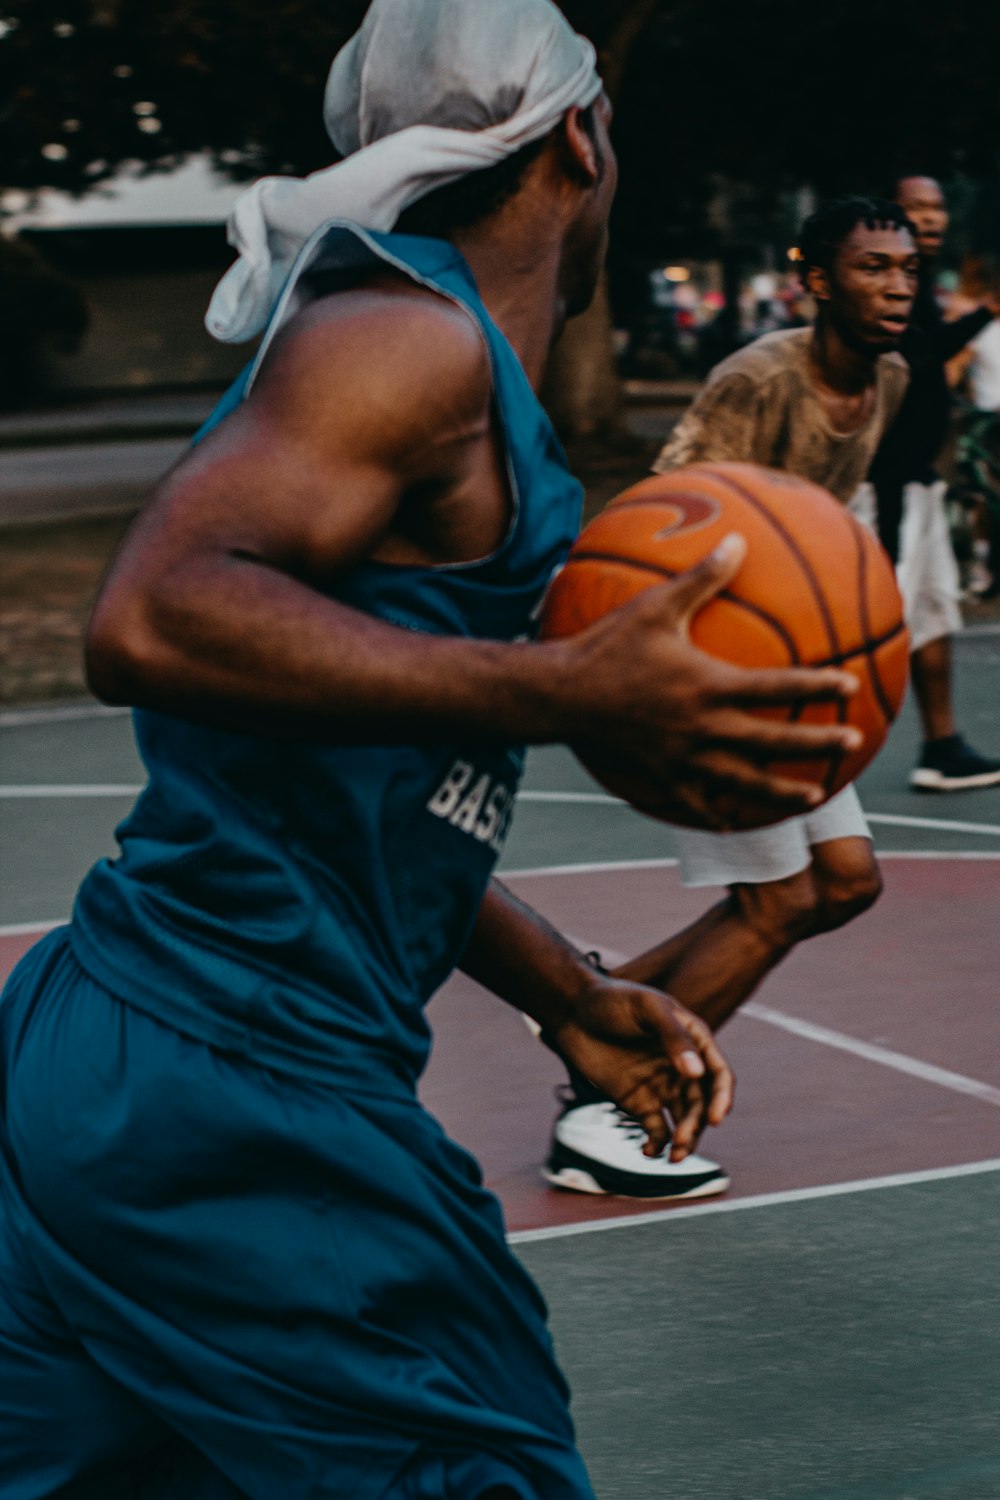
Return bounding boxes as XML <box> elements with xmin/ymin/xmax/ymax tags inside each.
<box><xmin>70</xmin><ymin>227</ymin><xmax>583</xmax><ymax>1092</ymax></box>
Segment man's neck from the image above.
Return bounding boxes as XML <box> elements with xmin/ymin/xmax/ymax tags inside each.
<box><xmin>808</xmin><ymin>318</ymin><xmax>879</xmax><ymax>397</ymax></box>
<box><xmin>451</xmin><ymin>214</ymin><xmax>568</xmax><ymax>391</ymax></box>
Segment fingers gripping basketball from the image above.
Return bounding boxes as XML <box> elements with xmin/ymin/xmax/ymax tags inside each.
<box><xmin>540</xmin><ymin>462</ymin><xmax>909</xmax><ymax>829</ymax></box>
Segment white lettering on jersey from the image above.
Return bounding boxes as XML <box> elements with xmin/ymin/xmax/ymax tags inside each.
<box><xmin>426</xmin><ymin>760</ymin><xmax>474</xmax><ymax>818</ymax></box>
<box><xmin>475</xmin><ymin>782</ymin><xmax>508</xmax><ymax>845</ymax></box>
<box><xmin>452</xmin><ymin>774</ymin><xmax>490</xmax><ymax>834</ymax></box>
<box><xmin>427</xmin><ymin>760</ymin><xmax>516</xmax><ymax>855</ymax></box>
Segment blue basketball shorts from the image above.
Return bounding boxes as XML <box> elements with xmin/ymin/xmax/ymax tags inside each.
<box><xmin>0</xmin><ymin>929</ymin><xmax>595</xmax><ymax>1500</ymax></box>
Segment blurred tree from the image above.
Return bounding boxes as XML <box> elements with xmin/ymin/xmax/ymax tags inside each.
<box><xmin>3</xmin><ymin>0</ymin><xmax>999</xmax><ymax>429</ymax></box>
<box><xmin>5</xmin><ymin>2</ymin><xmax>1000</xmax><ymax>232</ymax></box>
<box><xmin>542</xmin><ymin>0</ymin><xmax>664</xmax><ymax>441</ymax></box>
<box><xmin>0</xmin><ymin>0</ymin><xmax>367</xmax><ymax>199</ymax></box>
<box><xmin>0</xmin><ymin>0</ymin><xmax>660</xmax><ymax>439</ymax></box>
<box><xmin>0</xmin><ymin>236</ymin><xmax>87</xmax><ymax>405</ymax></box>
<box><xmin>610</xmin><ymin>0</ymin><xmax>1000</xmax><ymax>262</ymax></box>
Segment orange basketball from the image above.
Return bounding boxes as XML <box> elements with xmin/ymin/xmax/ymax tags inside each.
<box><xmin>540</xmin><ymin>461</ymin><xmax>909</xmax><ymax>830</ymax></box>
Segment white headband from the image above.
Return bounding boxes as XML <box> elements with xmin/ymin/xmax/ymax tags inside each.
<box><xmin>206</xmin><ymin>0</ymin><xmax>601</xmax><ymax>344</ymax></box>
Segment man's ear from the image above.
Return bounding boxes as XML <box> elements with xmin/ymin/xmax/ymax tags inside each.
<box><xmin>560</xmin><ymin>105</ymin><xmax>600</xmax><ymax>187</ymax></box>
<box><xmin>806</xmin><ymin>264</ymin><xmax>830</xmax><ymax>302</ymax></box>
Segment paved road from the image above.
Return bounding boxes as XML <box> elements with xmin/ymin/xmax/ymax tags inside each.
<box><xmin>0</xmin><ymin>436</ymin><xmax>191</xmax><ymax>524</ymax></box>
<box><xmin>0</xmin><ymin>397</ymin><xmax>684</xmax><ymax>526</ymax></box>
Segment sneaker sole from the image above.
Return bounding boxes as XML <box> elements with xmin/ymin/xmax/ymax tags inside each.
<box><xmin>910</xmin><ymin>768</ymin><xmax>1000</xmax><ymax>791</ymax></box>
<box><xmin>541</xmin><ymin>1164</ymin><xmax>731</xmax><ymax>1202</ymax></box>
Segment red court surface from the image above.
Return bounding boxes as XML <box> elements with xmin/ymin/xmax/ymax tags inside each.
<box><xmin>421</xmin><ymin>858</ymin><xmax>1000</xmax><ymax>1231</ymax></box>
<box><xmin>4</xmin><ymin>857</ymin><xmax>998</xmax><ymax>1237</ymax></box>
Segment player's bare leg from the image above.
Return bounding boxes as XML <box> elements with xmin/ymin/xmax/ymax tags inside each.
<box><xmin>910</xmin><ymin>635</ymin><xmax>956</xmax><ymax>742</ymax></box>
<box><xmin>611</xmin><ymin>836</ymin><xmax>879</xmax><ymax>1033</ymax></box>
<box><xmin>544</xmin><ymin>835</ymin><xmax>879</xmax><ymax>1199</ymax></box>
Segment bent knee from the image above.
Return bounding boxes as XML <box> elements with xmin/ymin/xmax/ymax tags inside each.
<box><xmin>733</xmin><ymin>851</ymin><xmax>882</xmax><ymax>947</ymax></box>
<box><xmin>812</xmin><ymin>858</ymin><xmax>883</xmax><ymax>932</ymax></box>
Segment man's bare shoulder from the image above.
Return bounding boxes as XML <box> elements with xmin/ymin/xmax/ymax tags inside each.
<box><xmin>706</xmin><ymin>328</ymin><xmax>812</xmax><ymax>389</ymax></box>
<box><xmin>247</xmin><ymin>276</ymin><xmax>494</xmax><ymax>457</ymax></box>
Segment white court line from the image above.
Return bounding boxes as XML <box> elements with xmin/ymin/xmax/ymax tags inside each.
<box><xmin>503</xmin><ymin>858</ymin><xmax>1000</xmax><ymax>1114</ymax></box>
<box><xmin>508</xmin><ymin>1158</ymin><xmax>1000</xmax><ymax>1244</ymax></box>
<box><xmin>742</xmin><ymin>1002</ymin><xmax>1000</xmax><ymax>1108</ymax></box>
<box><xmin>870</xmin><ymin>849</ymin><xmax>1000</xmax><ymax>859</ymax></box>
<box><xmin>0</xmin><ymin>704</ymin><xmax>129</xmax><ymax>727</ymax></box>
<box><xmin>3</xmin><ymin>781</ymin><xmax>999</xmax><ymax>840</ymax></box>
<box><xmin>518</xmin><ymin>791</ymin><xmax>618</xmax><ymax>804</ymax></box>
<box><xmin>502</xmin><ymin>850</ymin><xmax>1000</xmax><ymax>882</ymax></box>
<box><xmin>517</xmin><ymin>790</ymin><xmax>1000</xmax><ymax>839</ymax></box>
<box><xmin>0</xmin><ymin>919</ymin><xmax>63</xmax><ymax>938</ymax></box>
<box><xmin>0</xmin><ymin>784</ymin><xmax>142</xmax><ymax>798</ymax></box>
<box><xmin>504</xmin><ymin>856</ymin><xmax>680</xmax><ymax>878</ymax></box>
<box><xmin>865</xmin><ymin>811</ymin><xmax>1000</xmax><ymax>836</ymax></box>
<box><xmin>539</xmin><ymin>929</ymin><xmax>1000</xmax><ymax>1113</ymax></box>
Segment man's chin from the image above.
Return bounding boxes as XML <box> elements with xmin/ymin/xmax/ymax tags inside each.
<box><xmin>864</xmin><ymin>318</ymin><xmax>910</xmax><ymax>351</ymax></box>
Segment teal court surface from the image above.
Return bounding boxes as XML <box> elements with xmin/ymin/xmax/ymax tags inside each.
<box><xmin>2</xmin><ymin>622</ymin><xmax>999</xmax><ymax>1499</ymax></box>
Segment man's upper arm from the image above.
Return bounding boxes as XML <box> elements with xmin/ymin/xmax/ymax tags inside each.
<box><xmin>932</xmin><ymin>304</ymin><xmax>994</xmax><ymax>364</ymax></box>
<box><xmin>652</xmin><ymin>372</ymin><xmax>767</xmax><ymax>473</ymax></box>
<box><xmin>127</xmin><ymin>291</ymin><xmax>494</xmax><ymax>583</ymax></box>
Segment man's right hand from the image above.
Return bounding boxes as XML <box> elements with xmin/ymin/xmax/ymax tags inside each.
<box><xmin>541</xmin><ymin>532</ymin><xmax>861</xmax><ymax>829</ymax></box>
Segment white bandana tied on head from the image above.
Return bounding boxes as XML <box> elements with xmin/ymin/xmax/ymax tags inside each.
<box><xmin>205</xmin><ymin>0</ymin><xmax>601</xmax><ymax>343</ymax></box>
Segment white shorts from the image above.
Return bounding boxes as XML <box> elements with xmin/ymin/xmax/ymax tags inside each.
<box><xmin>851</xmin><ymin>480</ymin><xmax>963</xmax><ymax>653</ymax></box>
<box><xmin>674</xmin><ymin>783</ymin><xmax>870</xmax><ymax>888</ymax></box>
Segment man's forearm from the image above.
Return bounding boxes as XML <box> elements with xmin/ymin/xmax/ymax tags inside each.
<box><xmin>459</xmin><ymin>879</ymin><xmax>599</xmax><ymax>1033</ymax></box>
<box><xmin>86</xmin><ymin>548</ymin><xmax>576</xmax><ymax>744</ymax></box>
<box><xmin>86</xmin><ymin>515</ymin><xmax>864</xmax><ymax>823</ymax></box>
<box><xmin>934</xmin><ymin>304</ymin><xmax>993</xmax><ymax>363</ymax></box>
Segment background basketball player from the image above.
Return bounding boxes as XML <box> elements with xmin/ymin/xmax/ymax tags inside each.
<box><xmin>545</xmin><ymin>198</ymin><xmax>918</xmax><ymax>1203</ymax></box>
<box><xmin>864</xmin><ymin>175</ymin><xmax>1000</xmax><ymax>791</ymax></box>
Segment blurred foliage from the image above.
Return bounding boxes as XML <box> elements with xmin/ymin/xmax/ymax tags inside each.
<box><xmin>2</xmin><ymin>0</ymin><xmax>999</xmax><ymax>255</ymax></box>
<box><xmin>608</xmin><ymin>0</ymin><xmax>1000</xmax><ymax>263</ymax></box>
<box><xmin>0</xmin><ymin>236</ymin><xmax>87</xmax><ymax>404</ymax></box>
<box><xmin>0</xmin><ymin>0</ymin><xmax>367</xmax><ymax>196</ymax></box>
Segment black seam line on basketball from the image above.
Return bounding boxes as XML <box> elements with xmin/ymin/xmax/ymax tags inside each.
<box><xmin>563</xmin><ymin>551</ymin><xmax>907</xmax><ymax>666</ymax></box>
<box><xmin>809</xmin><ymin>619</ymin><xmax>907</xmax><ymax>665</ymax></box>
<box><xmin>561</xmin><ymin>551</ymin><xmax>800</xmax><ymax>662</ymax></box>
<box><xmin>685</xmin><ymin>467</ymin><xmax>843</xmax><ymax>659</ymax></box>
<box><xmin>852</xmin><ymin>517</ymin><xmax>897</xmax><ymax>726</ymax></box>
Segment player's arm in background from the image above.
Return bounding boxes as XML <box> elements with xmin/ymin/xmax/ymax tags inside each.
<box><xmin>460</xmin><ymin>879</ymin><xmax>734</xmax><ymax>1161</ymax></box>
<box><xmin>651</xmin><ymin>369</ymin><xmax>777</xmax><ymax>473</ymax></box>
<box><xmin>929</xmin><ymin>278</ymin><xmax>997</xmax><ymax>370</ymax></box>
<box><xmin>943</xmin><ymin>291</ymin><xmax>997</xmax><ymax>388</ymax></box>
<box><xmin>86</xmin><ymin>291</ymin><xmax>860</xmax><ymax>821</ymax></box>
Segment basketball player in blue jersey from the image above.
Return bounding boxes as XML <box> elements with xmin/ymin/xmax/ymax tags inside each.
<box><xmin>0</xmin><ymin>4</ymin><xmax>863</xmax><ymax>1496</ymax></box>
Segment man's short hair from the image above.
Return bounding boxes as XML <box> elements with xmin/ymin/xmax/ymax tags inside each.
<box><xmin>395</xmin><ymin>102</ymin><xmax>600</xmax><ymax>238</ymax></box>
<box><xmin>794</xmin><ymin>197</ymin><xmax>914</xmax><ymax>287</ymax></box>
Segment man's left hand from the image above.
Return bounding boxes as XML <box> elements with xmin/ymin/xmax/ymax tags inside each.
<box><xmin>545</xmin><ymin>973</ymin><xmax>735</xmax><ymax>1161</ymax></box>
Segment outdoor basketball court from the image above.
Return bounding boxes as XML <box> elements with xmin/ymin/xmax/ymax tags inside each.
<box><xmin>2</xmin><ymin>622</ymin><xmax>999</xmax><ymax>1499</ymax></box>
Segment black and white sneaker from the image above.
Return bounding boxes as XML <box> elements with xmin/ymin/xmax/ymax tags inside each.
<box><xmin>910</xmin><ymin>734</ymin><xmax>1000</xmax><ymax>791</ymax></box>
<box><xmin>543</xmin><ymin>1099</ymin><xmax>730</xmax><ymax>1202</ymax></box>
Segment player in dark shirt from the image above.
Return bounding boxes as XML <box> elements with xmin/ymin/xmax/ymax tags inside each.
<box><xmin>866</xmin><ymin>176</ymin><xmax>1000</xmax><ymax>790</ymax></box>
